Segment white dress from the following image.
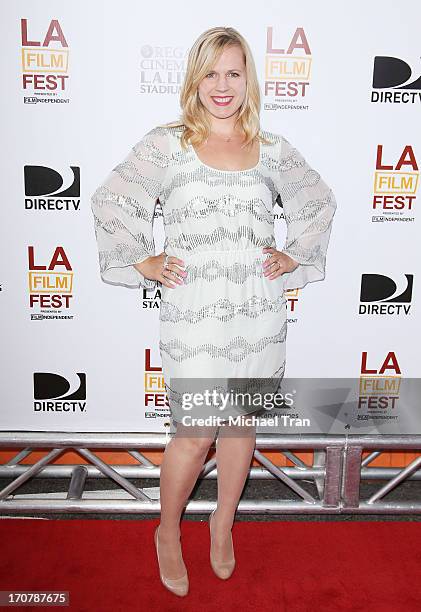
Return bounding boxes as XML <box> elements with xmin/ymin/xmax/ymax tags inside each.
<box><xmin>90</xmin><ymin>125</ymin><xmax>337</xmax><ymax>423</ymax></box>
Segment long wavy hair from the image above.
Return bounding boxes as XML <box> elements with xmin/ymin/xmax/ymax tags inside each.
<box><xmin>158</xmin><ymin>26</ymin><xmax>271</xmax><ymax>150</ymax></box>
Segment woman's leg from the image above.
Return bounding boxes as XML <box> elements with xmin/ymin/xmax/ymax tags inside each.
<box><xmin>157</xmin><ymin>421</ymin><xmax>218</xmax><ymax>578</ymax></box>
<box><xmin>212</xmin><ymin>418</ymin><xmax>257</xmax><ymax>559</ymax></box>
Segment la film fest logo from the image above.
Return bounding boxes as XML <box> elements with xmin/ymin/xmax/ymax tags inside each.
<box><xmin>21</xmin><ymin>18</ymin><xmax>70</xmax><ymax>103</ymax></box>
<box><xmin>33</xmin><ymin>372</ymin><xmax>86</xmax><ymax>414</ymax></box>
<box><xmin>358</xmin><ymin>351</ymin><xmax>401</xmax><ymax>420</ymax></box>
<box><xmin>28</xmin><ymin>246</ymin><xmax>74</xmax><ymax>320</ymax></box>
<box><xmin>371</xmin><ymin>56</ymin><xmax>421</xmax><ymax>104</ymax></box>
<box><xmin>359</xmin><ymin>274</ymin><xmax>413</xmax><ymax>317</ymax></box>
<box><xmin>285</xmin><ymin>288</ymin><xmax>299</xmax><ymax>323</ymax></box>
<box><xmin>372</xmin><ymin>145</ymin><xmax>418</xmax><ymax>223</ymax></box>
<box><xmin>264</xmin><ymin>26</ymin><xmax>312</xmax><ymax>111</ymax></box>
<box><xmin>24</xmin><ymin>165</ymin><xmax>80</xmax><ymax>212</ymax></box>
<box><xmin>140</xmin><ymin>44</ymin><xmax>187</xmax><ymax>94</ymax></box>
<box><xmin>143</xmin><ymin>349</ymin><xmax>169</xmax><ymax>419</ymax></box>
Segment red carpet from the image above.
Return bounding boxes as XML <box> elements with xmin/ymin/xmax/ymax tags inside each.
<box><xmin>1</xmin><ymin>519</ymin><xmax>421</xmax><ymax>611</ymax></box>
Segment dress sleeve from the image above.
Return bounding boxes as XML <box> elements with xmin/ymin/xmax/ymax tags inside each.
<box><xmin>90</xmin><ymin>126</ymin><xmax>170</xmax><ymax>290</ymax></box>
<box><xmin>273</xmin><ymin>135</ymin><xmax>337</xmax><ymax>291</ymax></box>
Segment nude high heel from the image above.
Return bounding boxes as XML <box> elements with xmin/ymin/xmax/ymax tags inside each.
<box><xmin>154</xmin><ymin>525</ymin><xmax>189</xmax><ymax>597</ymax></box>
<box><xmin>208</xmin><ymin>509</ymin><xmax>236</xmax><ymax>579</ymax></box>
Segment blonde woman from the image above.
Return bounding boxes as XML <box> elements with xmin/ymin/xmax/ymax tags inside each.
<box><xmin>91</xmin><ymin>26</ymin><xmax>337</xmax><ymax>597</ymax></box>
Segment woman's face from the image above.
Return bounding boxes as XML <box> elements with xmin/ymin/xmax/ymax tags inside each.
<box><xmin>197</xmin><ymin>44</ymin><xmax>247</xmax><ymax>121</ymax></box>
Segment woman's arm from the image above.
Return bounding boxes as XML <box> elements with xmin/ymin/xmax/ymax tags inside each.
<box><xmin>90</xmin><ymin>127</ymin><xmax>170</xmax><ymax>290</ymax></box>
<box><xmin>272</xmin><ymin>135</ymin><xmax>337</xmax><ymax>291</ymax></box>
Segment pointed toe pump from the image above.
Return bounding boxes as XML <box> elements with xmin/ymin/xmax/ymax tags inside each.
<box><xmin>154</xmin><ymin>526</ymin><xmax>189</xmax><ymax>597</ymax></box>
<box><xmin>208</xmin><ymin>509</ymin><xmax>236</xmax><ymax>579</ymax></box>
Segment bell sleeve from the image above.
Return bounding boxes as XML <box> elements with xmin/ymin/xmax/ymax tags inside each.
<box><xmin>90</xmin><ymin>126</ymin><xmax>170</xmax><ymax>290</ymax></box>
<box><xmin>274</xmin><ymin>135</ymin><xmax>337</xmax><ymax>291</ymax></box>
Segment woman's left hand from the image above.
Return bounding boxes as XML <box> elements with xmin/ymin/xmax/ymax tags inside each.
<box><xmin>262</xmin><ymin>247</ymin><xmax>299</xmax><ymax>280</ymax></box>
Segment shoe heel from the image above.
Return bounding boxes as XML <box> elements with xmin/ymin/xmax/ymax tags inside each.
<box><xmin>209</xmin><ymin>510</ymin><xmax>236</xmax><ymax>580</ymax></box>
<box><xmin>154</xmin><ymin>526</ymin><xmax>189</xmax><ymax>597</ymax></box>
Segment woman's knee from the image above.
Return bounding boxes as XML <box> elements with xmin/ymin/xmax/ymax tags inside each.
<box><xmin>174</xmin><ymin>423</ymin><xmax>217</xmax><ymax>454</ymax></box>
<box><xmin>218</xmin><ymin>421</ymin><xmax>257</xmax><ymax>439</ymax></box>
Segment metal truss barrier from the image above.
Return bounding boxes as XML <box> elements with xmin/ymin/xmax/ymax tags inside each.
<box><xmin>1</xmin><ymin>432</ymin><xmax>421</xmax><ymax>515</ymax></box>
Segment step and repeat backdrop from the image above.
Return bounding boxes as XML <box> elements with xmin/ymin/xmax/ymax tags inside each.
<box><xmin>1</xmin><ymin>1</ymin><xmax>419</xmax><ymax>433</ymax></box>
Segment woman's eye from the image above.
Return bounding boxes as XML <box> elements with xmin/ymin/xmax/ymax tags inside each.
<box><xmin>206</xmin><ymin>72</ymin><xmax>240</xmax><ymax>78</ymax></box>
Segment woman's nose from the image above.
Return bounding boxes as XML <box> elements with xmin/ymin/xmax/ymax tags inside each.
<box><xmin>215</xmin><ymin>77</ymin><xmax>230</xmax><ymax>90</ymax></box>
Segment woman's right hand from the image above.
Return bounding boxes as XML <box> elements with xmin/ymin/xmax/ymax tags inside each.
<box><xmin>134</xmin><ymin>252</ymin><xmax>187</xmax><ymax>288</ymax></box>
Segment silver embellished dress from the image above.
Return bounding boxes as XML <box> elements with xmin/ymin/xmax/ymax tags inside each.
<box><xmin>91</xmin><ymin>125</ymin><xmax>337</xmax><ymax>423</ymax></box>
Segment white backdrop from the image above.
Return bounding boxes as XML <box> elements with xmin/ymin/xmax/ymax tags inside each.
<box><xmin>1</xmin><ymin>0</ymin><xmax>419</xmax><ymax>432</ymax></box>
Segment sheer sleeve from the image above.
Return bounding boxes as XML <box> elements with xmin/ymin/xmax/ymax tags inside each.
<box><xmin>90</xmin><ymin>126</ymin><xmax>170</xmax><ymax>290</ymax></box>
<box><xmin>273</xmin><ymin>135</ymin><xmax>337</xmax><ymax>291</ymax></box>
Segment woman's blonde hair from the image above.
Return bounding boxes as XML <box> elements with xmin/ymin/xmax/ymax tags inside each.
<box><xmin>158</xmin><ymin>26</ymin><xmax>270</xmax><ymax>149</ymax></box>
